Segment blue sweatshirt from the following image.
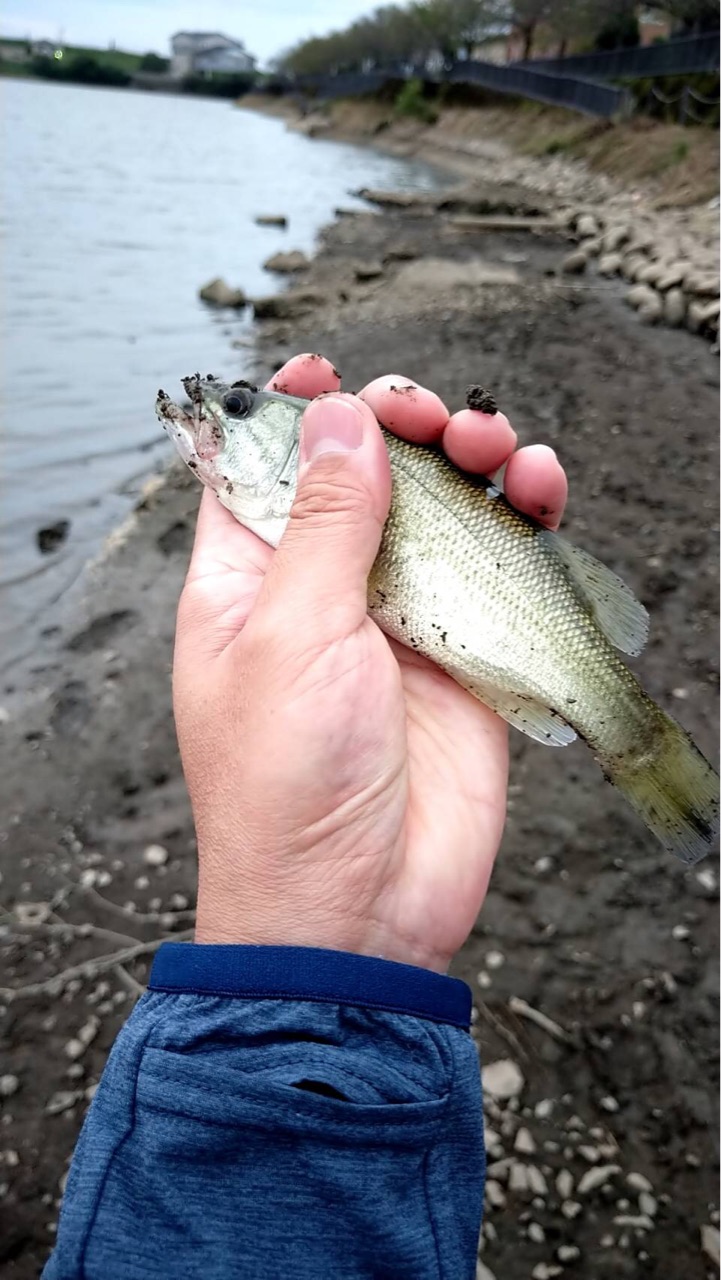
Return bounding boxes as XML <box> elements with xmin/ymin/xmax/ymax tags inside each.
<box><xmin>44</xmin><ymin>944</ymin><xmax>486</xmax><ymax>1279</ymax></box>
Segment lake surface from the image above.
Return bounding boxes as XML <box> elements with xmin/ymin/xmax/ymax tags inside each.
<box><xmin>1</xmin><ymin>79</ymin><xmax>446</xmax><ymax>675</ymax></box>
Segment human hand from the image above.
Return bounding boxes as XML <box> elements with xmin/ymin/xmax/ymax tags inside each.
<box><xmin>173</xmin><ymin>355</ymin><xmax>567</xmax><ymax>972</ymax></box>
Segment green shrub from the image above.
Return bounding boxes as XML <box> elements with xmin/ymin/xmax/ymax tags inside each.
<box><xmin>394</xmin><ymin>78</ymin><xmax>437</xmax><ymax>123</ymax></box>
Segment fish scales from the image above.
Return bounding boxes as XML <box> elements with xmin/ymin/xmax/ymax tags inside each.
<box><xmin>156</xmin><ymin>376</ymin><xmax>719</xmax><ymax>864</ymax></box>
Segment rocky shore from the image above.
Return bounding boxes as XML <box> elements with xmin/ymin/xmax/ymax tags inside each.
<box><xmin>0</xmin><ymin>120</ymin><xmax>719</xmax><ymax>1279</ymax></box>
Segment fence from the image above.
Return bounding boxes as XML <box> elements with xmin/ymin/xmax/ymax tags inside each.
<box><xmin>517</xmin><ymin>30</ymin><xmax>720</xmax><ymax>80</ymax></box>
<box><xmin>299</xmin><ymin>60</ymin><xmax>629</xmax><ymax>119</ymax></box>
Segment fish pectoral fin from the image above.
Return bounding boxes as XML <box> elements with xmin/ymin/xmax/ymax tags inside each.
<box><xmin>451</xmin><ymin>672</ymin><xmax>577</xmax><ymax>747</ymax></box>
<box><xmin>547</xmin><ymin>534</ymin><xmax>649</xmax><ymax>657</ymax></box>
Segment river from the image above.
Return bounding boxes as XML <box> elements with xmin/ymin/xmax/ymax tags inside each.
<box><xmin>1</xmin><ymin>79</ymin><xmax>446</xmax><ymax>676</ymax></box>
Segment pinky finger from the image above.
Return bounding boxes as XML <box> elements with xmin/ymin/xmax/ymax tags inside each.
<box><xmin>503</xmin><ymin>445</ymin><xmax>568</xmax><ymax>531</ymax></box>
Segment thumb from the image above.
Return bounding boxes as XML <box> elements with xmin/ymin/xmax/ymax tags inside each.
<box><xmin>254</xmin><ymin>393</ymin><xmax>392</xmax><ymax>642</ymax></box>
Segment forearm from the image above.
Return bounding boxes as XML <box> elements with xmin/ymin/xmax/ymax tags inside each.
<box><xmin>44</xmin><ymin>944</ymin><xmax>485</xmax><ymax>1280</ymax></box>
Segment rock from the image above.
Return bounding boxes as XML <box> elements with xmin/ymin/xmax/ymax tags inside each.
<box><xmin>600</xmin><ymin>1095</ymin><xmax>619</xmax><ymax>1113</ymax></box>
<box><xmin>514</xmin><ymin>1127</ymin><xmax>536</xmax><ymax>1155</ymax></box>
<box><xmin>526</xmin><ymin>1166</ymin><xmax>548</xmax><ymax>1197</ymax></box>
<box><xmin>383</xmin><ymin>244</ymin><xmax>418</xmax><ymax>262</ymax></box>
<box><xmin>508</xmin><ymin>1161</ymin><xmax>530</xmax><ymax>1193</ymax></box>
<box><xmin>627</xmin><ymin>284</ymin><xmax>656</xmax><ymax>311</ymax></box>
<box><xmin>603</xmin><ymin>225</ymin><xmax>630</xmax><ymax>253</ymax></box>
<box><xmin>576</xmin><ymin>213</ymin><xmax>598</xmax><ymax>238</ymax></box>
<box><xmin>627</xmin><ymin>1172</ymin><xmax>653</xmax><ymax>1193</ymax></box>
<box><xmin>254</xmin><ymin>214</ymin><xmax>288</xmax><ymax>227</ymax></box>
<box><xmin>45</xmin><ymin>1090</ymin><xmax>82</xmax><ymax>1116</ymax></box>
<box><xmin>487</xmin><ymin>1158</ymin><xmax>512</xmax><ymax>1181</ymax></box>
<box><xmin>0</xmin><ymin>1076</ymin><xmax>19</xmax><ymax>1098</ymax></box>
<box><xmin>621</xmin><ymin>253</ymin><xmax>647</xmax><ymax>281</ymax></box>
<box><xmin>561</xmin><ymin>249</ymin><xmax>587</xmax><ymax>274</ymax></box>
<box><xmin>476</xmin><ymin>1261</ymin><xmax>497</xmax><ymax>1280</ymax></box>
<box><xmin>15</xmin><ymin>902</ymin><xmax>51</xmax><ymax>926</ymax></box>
<box><xmin>655</xmin><ymin>261</ymin><xmax>689</xmax><ymax>291</ymax></box>
<box><xmin>685</xmin><ymin>271</ymin><xmax>719</xmax><ymax>297</ymax></box>
<box><xmin>696</xmin><ymin>867</ymin><xmax>717</xmax><ymax>892</ymax></box>
<box><xmin>579</xmin><ymin>1145</ymin><xmax>601</xmax><ymax>1163</ymax></box>
<box><xmin>687</xmin><ymin>297</ymin><xmax>720</xmax><ymax>334</ymax></box>
<box><xmin>613</xmin><ymin>1214</ymin><xmax>654</xmax><ymax>1230</ymax></box>
<box><xmin>485</xmin><ymin>1179</ymin><xmax>506</xmax><ymax>1209</ymax></box>
<box><xmin>535</xmin><ymin>1099</ymin><xmax>554</xmax><ymax>1119</ymax></box>
<box><xmin>556</xmin><ymin>1169</ymin><xmax>574</xmax><ymax>1200</ymax></box>
<box><xmin>639</xmin><ymin>1191</ymin><xmax>658</xmax><ymax>1217</ymax></box>
<box><xmin>482</xmin><ymin>1059</ymin><xmax>524</xmax><ymax>1100</ymax></box>
<box><xmin>639</xmin><ymin>293</ymin><xmax>663</xmax><ymax>325</ymax></box>
<box><xmin>637</xmin><ymin>260</ymin><xmax>667</xmax><ymax>286</ymax></box>
<box><xmin>598</xmin><ymin>252</ymin><xmax>622</xmax><ymax>276</ymax></box>
<box><xmin>252</xmin><ymin>290</ymin><xmax>327</xmax><ymax>320</ymax></box>
<box><xmin>37</xmin><ymin>520</ymin><xmax>70</xmax><ymax>554</ymax></box>
<box><xmin>582</xmin><ymin>236</ymin><xmax>603</xmax><ymax>257</ymax></box>
<box><xmin>143</xmin><ymin>844</ymin><xmax>169</xmax><ymax>867</ymax></box>
<box><xmin>561</xmin><ymin>1200</ymin><xmax>583</xmax><ymax>1220</ymax></box>
<box><xmin>701</xmin><ymin>1225</ymin><xmax>720</xmax><ymax>1267</ymax></box>
<box><xmin>578</xmin><ymin>1164</ymin><xmax>621</xmax><ymax>1195</ymax></box>
<box><xmin>198</xmin><ymin>277</ymin><xmax>247</xmax><ymax>308</ymax></box>
<box><xmin>528</xmin><ymin>1222</ymin><xmax>545</xmax><ymax>1243</ymax></box>
<box><xmin>356</xmin><ymin>187</ymin><xmax>420</xmax><ymax>209</ymax></box>
<box><xmin>664</xmin><ymin>288</ymin><xmax>686</xmax><ymax>327</ymax></box>
<box><xmin>672</xmin><ymin>923</ymin><xmax>690</xmax><ymax>939</ymax></box>
<box><xmin>263</xmin><ymin>250</ymin><xmax>310</xmax><ymax>274</ymax></box>
<box><xmin>485</xmin><ymin>950</ymin><xmax>505</xmax><ymax>969</ymax></box>
<box><xmin>354</xmin><ymin>262</ymin><xmax>384</xmax><ymax>281</ymax></box>
<box><xmin>558</xmin><ymin>1245</ymin><xmax>581</xmax><ymax>1262</ymax></box>
<box><xmin>532</xmin><ymin>1267</ymin><xmax>562</xmax><ymax>1280</ymax></box>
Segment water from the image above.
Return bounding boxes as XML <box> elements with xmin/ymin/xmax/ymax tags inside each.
<box><xmin>1</xmin><ymin>79</ymin><xmax>446</xmax><ymax>674</ymax></box>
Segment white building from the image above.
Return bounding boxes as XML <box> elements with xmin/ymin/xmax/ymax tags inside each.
<box><xmin>170</xmin><ymin>32</ymin><xmax>255</xmax><ymax>79</ymax></box>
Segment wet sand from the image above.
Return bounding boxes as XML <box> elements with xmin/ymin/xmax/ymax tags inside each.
<box><xmin>1</xmin><ymin>163</ymin><xmax>718</xmax><ymax>1277</ymax></box>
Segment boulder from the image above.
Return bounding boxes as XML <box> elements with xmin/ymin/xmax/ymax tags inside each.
<box><xmin>254</xmin><ymin>214</ymin><xmax>288</xmax><ymax>227</ymax></box>
<box><xmin>263</xmin><ymin>250</ymin><xmax>310</xmax><ymax>274</ymax></box>
<box><xmin>199</xmin><ymin>277</ymin><xmax>247</xmax><ymax>307</ymax></box>
<box><xmin>598</xmin><ymin>252</ymin><xmax>622</xmax><ymax>277</ymax></box>
<box><xmin>252</xmin><ymin>289</ymin><xmax>327</xmax><ymax>320</ymax></box>
<box><xmin>664</xmin><ymin>288</ymin><xmax>686</xmax><ymax>327</ymax></box>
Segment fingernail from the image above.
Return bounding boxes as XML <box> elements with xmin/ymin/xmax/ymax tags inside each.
<box><xmin>300</xmin><ymin>397</ymin><xmax>364</xmax><ymax>464</ymax></box>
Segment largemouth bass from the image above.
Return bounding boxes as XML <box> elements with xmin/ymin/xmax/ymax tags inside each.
<box><xmin>156</xmin><ymin>374</ymin><xmax>719</xmax><ymax>865</ymax></box>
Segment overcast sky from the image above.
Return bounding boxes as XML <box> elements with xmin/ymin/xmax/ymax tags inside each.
<box><xmin>0</xmin><ymin>0</ymin><xmax>379</xmax><ymax>64</ymax></box>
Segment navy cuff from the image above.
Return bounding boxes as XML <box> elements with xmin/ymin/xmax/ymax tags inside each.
<box><xmin>149</xmin><ymin>943</ymin><xmax>472</xmax><ymax>1029</ymax></box>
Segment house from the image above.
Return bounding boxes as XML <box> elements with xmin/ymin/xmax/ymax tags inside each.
<box><xmin>31</xmin><ymin>39</ymin><xmax>58</xmax><ymax>58</ymax></box>
<box><xmin>170</xmin><ymin>32</ymin><xmax>255</xmax><ymax>79</ymax></box>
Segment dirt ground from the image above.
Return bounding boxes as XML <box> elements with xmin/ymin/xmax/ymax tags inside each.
<box><xmin>0</xmin><ymin>182</ymin><xmax>718</xmax><ymax>1277</ymax></box>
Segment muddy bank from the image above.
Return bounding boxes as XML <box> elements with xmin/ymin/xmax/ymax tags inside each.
<box><xmin>1</xmin><ymin>178</ymin><xmax>719</xmax><ymax>1278</ymax></box>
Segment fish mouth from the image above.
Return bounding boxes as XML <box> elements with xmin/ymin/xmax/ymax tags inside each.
<box><xmin>156</xmin><ymin>377</ymin><xmax>226</xmax><ymax>462</ymax></box>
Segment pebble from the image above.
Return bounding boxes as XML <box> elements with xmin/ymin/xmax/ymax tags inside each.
<box><xmin>578</xmin><ymin>1164</ymin><xmax>620</xmax><ymax>1195</ymax></box>
<box><xmin>533</xmin><ymin>855</ymin><xmax>554</xmax><ymax>875</ymax></box>
<box><xmin>79</xmin><ymin>869</ymin><xmax>98</xmax><ymax>889</ymax></box>
<box><xmin>487</xmin><ymin>1159</ymin><xmax>512</xmax><ymax>1181</ymax></box>
<box><xmin>701</xmin><ymin>1224</ymin><xmax>720</xmax><ymax>1267</ymax></box>
<box><xmin>484</xmin><ymin>1127</ymin><xmax>503</xmax><ymax>1157</ymax></box>
<box><xmin>600</xmin><ymin>1233</ymin><xmax>615</xmax><ymax>1247</ymax></box>
<box><xmin>598</xmin><ymin>251</ymin><xmax>623</xmax><ymax>276</ymax></box>
<box><xmin>672</xmin><ymin>924</ymin><xmax>690</xmax><ymax>940</ymax></box>
<box><xmin>535</xmin><ymin>1099</ymin><xmax>554</xmax><ymax>1120</ymax></box>
<box><xmin>561</xmin><ymin>249</ymin><xmax>587</xmax><ymax>274</ymax></box>
<box><xmin>45</xmin><ymin>1090</ymin><xmax>82</xmax><ymax>1116</ymax></box>
<box><xmin>485</xmin><ymin>1179</ymin><xmax>506</xmax><ymax>1209</ymax></box>
<box><xmin>514</xmin><ymin>1127</ymin><xmax>536</xmax><ymax>1155</ymax></box>
<box><xmin>603</xmin><ymin>225</ymin><xmax>629</xmax><ymax>253</ymax></box>
<box><xmin>627</xmin><ymin>1172</ymin><xmax>653</xmax><ymax>1193</ymax></box>
<box><xmin>557</xmin><ymin>1245</ymin><xmax>581</xmax><ymax>1262</ymax></box>
<box><xmin>143</xmin><ymin>844</ymin><xmax>169</xmax><ymax>867</ymax></box>
<box><xmin>169</xmin><ymin>893</ymin><xmax>189</xmax><ymax>911</ymax></box>
<box><xmin>664</xmin><ymin>288</ymin><xmax>686</xmax><ymax>326</ymax></box>
<box><xmin>526</xmin><ymin>1166</ymin><xmax>548</xmax><ymax>1197</ymax></box>
<box><xmin>655</xmin><ymin>261</ymin><xmax>689</xmax><ymax>291</ymax></box>
<box><xmin>482</xmin><ymin>1060</ymin><xmax>524</xmax><ymax>1101</ymax></box>
<box><xmin>64</xmin><ymin>1016</ymin><xmax>99</xmax><ymax>1060</ymax></box>
<box><xmin>134</xmin><ymin>876</ymin><xmax>150</xmax><ymax>891</ymax></box>
<box><xmin>476</xmin><ymin>1262</ymin><xmax>497</xmax><ymax>1280</ymax></box>
<box><xmin>576</xmin><ymin>213</ymin><xmax>598</xmax><ymax>238</ymax></box>
<box><xmin>579</xmin><ymin>1145</ymin><xmax>601</xmax><ymax>1163</ymax></box>
<box><xmin>532</xmin><ymin>1266</ymin><xmax>562</xmax><ymax>1280</ymax></box>
<box><xmin>639</xmin><ymin>1191</ymin><xmax>657</xmax><ymax>1217</ymax></box>
<box><xmin>485</xmin><ymin>950</ymin><xmax>505</xmax><ymax>970</ymax></box>
<box><xmin>696</xmin><ymin>867</ymin><xmax>717</xmax><ymax>893</ymax></box>
<box><xmin>0</xmin><ymin>1076</ymin><xmax>19</xmax><ymax>1099</ymax></box>
<box><xmin>556</xmin><ymin>1170</ymin><xmax>574</xmax><ymax>1199</ymax></box>
<box><xmin>509</xmin><ymin>1161</ymin><xmax>530</xmax><ymax>1193</ymax></box>
<box><xmin>613</xmin><ymin>1214</ymin><xmax>654</xmax><ymax>1230</ymax></box>
<box><xmin>600</xmin><ymin>1095</ymin><xmax>619</xmax><ymax>1113</ymax></box>
<box><xmin>527</xmin><ymin>1222</ymin><xmax>545</xmax><ymax>1243</ymax></box>
<box><xmin>477</xmin><ymin>971</ymin><xmax>492</xmax><ymax>989</ymax></box>
<box><xmin>561</xmin><ymin>1200</ymin><xmax>583</xmax><ymax>1220</ymax></box>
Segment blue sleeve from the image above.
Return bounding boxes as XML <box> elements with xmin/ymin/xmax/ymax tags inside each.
<box><xmin>44</xmin><ymin>944</ymin><xmax>485</xmax><ymax>1280</ymax></box>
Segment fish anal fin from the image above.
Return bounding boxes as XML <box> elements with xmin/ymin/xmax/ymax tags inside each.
<box><xmin>548</xmin><ymin>534</ymin><xmax>649</xmax><ymax>657</ymax></box>
<box><xmin>452</xmin><ymin>672</ymin><xmax>577</xmax><ymax>747</ymax></box>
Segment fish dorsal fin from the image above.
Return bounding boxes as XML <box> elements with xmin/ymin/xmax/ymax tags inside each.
<box><xmin>547</xmin><ymin>534</ymin><xmax>649</xmax><ymax>657</ymax></box>
<box><xmin>449</xmin><ymin>670</ymin><xmax>577</xmax><ymax>747</ymax></box>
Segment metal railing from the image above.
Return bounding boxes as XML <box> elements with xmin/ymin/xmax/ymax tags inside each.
<box><xmin>516</xmin><ymin>30</ymin><xmax>720</xmax><ymax>80</ymax></box>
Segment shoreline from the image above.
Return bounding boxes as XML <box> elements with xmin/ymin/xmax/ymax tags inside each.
<box><xmin>1</xmin><ymin>106</ymin><xmax>719</xmax><ymax>1279</ymax></box>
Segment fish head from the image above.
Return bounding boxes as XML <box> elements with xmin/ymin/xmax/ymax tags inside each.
<box><xmin>156</xmin><ymin>374</ymin><xmax>307</xmax><ymax>546</ymax></box>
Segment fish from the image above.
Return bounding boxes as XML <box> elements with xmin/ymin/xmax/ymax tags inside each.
<box><xmin>156</xmin><ymin>373</ymin><xmax>719</xmax><ymax>865</ymax></box>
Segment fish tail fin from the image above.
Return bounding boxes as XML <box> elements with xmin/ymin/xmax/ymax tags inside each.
<box><xmin>609</xmin><ymin>716</ymin><xmax>719</xmax><ymax>865</ymax></box>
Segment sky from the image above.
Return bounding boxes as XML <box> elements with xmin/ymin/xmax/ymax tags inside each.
<box><xmin>0</xmin><ymin>0</ymin><xmax>381</xmax><ymax>64</ymax></box>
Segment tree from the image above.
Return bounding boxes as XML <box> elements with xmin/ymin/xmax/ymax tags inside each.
<box><xmin>139</xmin><ymin>52</ymin><xmax>168</xmax><ymax>73</ymax></box>
<box><xmin>512</xmin><ymin>0</ymin><xmax>550</xmax><ymax>60</ymax></box>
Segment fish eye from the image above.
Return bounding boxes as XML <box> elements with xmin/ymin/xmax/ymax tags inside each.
<box><xmin>223</xmin><ymin>390</ymin><xmax>251</xmax><ymax>417</ymax></box>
